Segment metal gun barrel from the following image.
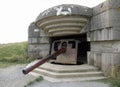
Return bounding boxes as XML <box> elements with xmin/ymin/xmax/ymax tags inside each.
<box><xmin>22</xmin><ymin>47</ymin><xmax>66</xmax><ymax>74</ymax></box>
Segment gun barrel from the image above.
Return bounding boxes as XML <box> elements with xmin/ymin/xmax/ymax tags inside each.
<box><xmin>22</xmin><ymin>47</ymin><xmax>66</xmax><ymax>74</ymax></box>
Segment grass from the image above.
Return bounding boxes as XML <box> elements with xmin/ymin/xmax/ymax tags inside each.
<box><xmin>0</xmin><ymin>42</ymin><xmax>29</xmax><ymax>68</ymax></box>
<box><xmin>24</xmin><ymin>76</ymin><xmax>43</xmax><ymax>87</ymax></box>
<box><xmin>0</xmin><ymin>61</ymin><xmax>19</xmax><ymax>68</ymax></box>
<box><xmin>105</xmin><ymin>78</ymin><xmax>120</xmax><ymax>87</ymax></box>
<box><xmin>110</xmin><ymin>79</ymin><xmax>120</xmax><ymax>87</ymax></box>
<box><xmin>96</xmin><ymin>77</ymin><xmax>120</xmax><ymax>87</ymax></box>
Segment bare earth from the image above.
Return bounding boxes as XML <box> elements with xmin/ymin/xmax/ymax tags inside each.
<box><xmin>0</xmin><ymin>65</ymin><xmax>110</xmax><ymax>87</ymax></box>
<box><xmin>28</xmin><ymin>80</ymin><xmax>110</xmax><ymax>87</ymax></box>
<box><xmin>0</xmin><ymin>65</ymin><xmax>36</xmax><ymax>87</ymax></box>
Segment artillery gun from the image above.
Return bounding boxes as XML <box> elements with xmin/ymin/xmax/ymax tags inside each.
<box><xmin>22</xmin><ymin>47</ymin><xmax>66</xmax><ymax>74</ymax></box>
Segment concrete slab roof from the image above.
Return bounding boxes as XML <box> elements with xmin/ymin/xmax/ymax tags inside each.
<box><xmin>35</xmin><ymin>4</ymin><xmax>92</xmax><ymax>22</ymax></box>
<box><xmin>34</xmin><ymin>4</ymin><xmax>92</xmax><ymax>36</ymax></box>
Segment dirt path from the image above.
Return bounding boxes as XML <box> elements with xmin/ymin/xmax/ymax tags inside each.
<box><xmin>28</xmin><ymin>80</ymin><xmax>110</xmax><ymax>87</ymax></box>
<box><xmin>0</xmin><ymin>65</ymin><xmax>110</xmax><ymax>87</ymax></box>
<box><xmin>0</xmin><ymin>65</ymin><xmax>36</xmax><ymax>87</ymax></box>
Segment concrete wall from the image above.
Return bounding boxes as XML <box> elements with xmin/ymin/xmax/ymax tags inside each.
<box><xmin>28</xmin><ymin>23</ymin><xmax>50</xmax><ymax>58</ymax></box>
<box><xmin>88</xmin><ymin>0</ymin><xmax>120</xmax><ymax>76</ymax></box>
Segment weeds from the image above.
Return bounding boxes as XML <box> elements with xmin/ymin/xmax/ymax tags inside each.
<box><xmin>109</xmin><ymin>78</ymin><xmax>120</xmax><ymax>87</ymax></box>
<box><xmin>24</xmin><ymin>76</ymin><xmax>43</xmax><ymax>87</ymax></box>
<box><xmin>0</xmin><ymin>42</ymin><xmax>30</xmax><ymax>68</ymax></box>
<box><xmin>96</xmin><ymin>77</ymin><xmax>120</xmax><ymax>87</ymax></box>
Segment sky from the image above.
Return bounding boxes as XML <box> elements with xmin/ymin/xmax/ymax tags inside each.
<box><xmin>0</xmin><ymin>0</ymin><xmax>105</xmax><ymax>44</ymax></box>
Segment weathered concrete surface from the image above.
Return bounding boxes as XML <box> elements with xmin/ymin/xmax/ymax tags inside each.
<box><xmin>93</xmin><ymin>0</ymin><xmax>120</xmax><ymax>15</ymax></box>
<box><xmin>91</xmin><ymin>41</ymin><xmax>120</xmax><ymax>53</ymax></box>
<box><xmin>88</xmin><ymin>51</ymin><xmax>120</xmax><ymax>75</ymax></box>
<box><xmin>91</xmin><ymin>10</ymin><xmax>120</xmax><ymax>31</ymax></box>
<box><xmin>35</xmin><ymin>4</ymin><xmax>92</xmax><ymax>36</ymax></box>
<box><xmin>35</xmin><ymin>4</ymin><xmax>92</xmax><ymax>21</ymax></box>
<box><xmin>28</xmin><ymin>23</ymin><xmax>50</xmax><ymax>58</ymax></box>
<box><xmin>28</xmin><ymin>80</ymin><xmax>110</xmax><ymax>87</ymax></box>
<box><xmin>29</xmin><ymin>62</ymin><xmax>106</xmax><ymax>82</ymax></box>
<box><xmin>88</xmin><ymin>0</ymin><xmax>120</xmax><ymax>76</ymax></box>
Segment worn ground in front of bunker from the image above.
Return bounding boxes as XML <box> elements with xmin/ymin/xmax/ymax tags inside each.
<box><xmin>28</xmin><ymin>80</ymin><xmax>110</xmax><ymax>87</ymax></box>
<box><xmin>0</xmin><ymin>64</ymin><xmax>36</xmax><ymax>87</ymax></box>
<box><xmin>0</xmin><ymin>64</ymin><xmax>110</xmax><ymax>87</ymax></box>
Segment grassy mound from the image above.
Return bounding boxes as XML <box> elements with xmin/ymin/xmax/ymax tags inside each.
<box><xmin>0</xmin><ymin>42</ymin><xmax>28</xmax><ymax>67</ymax></box>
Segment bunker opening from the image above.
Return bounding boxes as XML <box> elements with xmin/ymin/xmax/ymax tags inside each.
<box><xmin>49</xmin><ymin>33</ymin><xmax>90</xmax><ymax>65</ymax></box>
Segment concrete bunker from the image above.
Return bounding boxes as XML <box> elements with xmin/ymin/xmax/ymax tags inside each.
<box><xmin>28</xmin><ymin>0</ymin><xmax>120</xmax><ymax>77</ymax></box>
<box><xmin>28</xmin><ymin>4</ymin><xmax>92</xmax><ymax>65</ymax></box>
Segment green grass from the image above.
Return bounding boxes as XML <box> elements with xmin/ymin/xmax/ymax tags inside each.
<box><xmin>0</xmin><ymin>42</ymin><xmax>29</xmax><ymax>68</ymax></box>
<box><xmin>106</xmin><ymin>78</ymin><xmax>120</xmax><ymax>87</ymax></box>
<box><xmin>24</xmin><ymin>76</ymin><xmax>43</xmax><ymax>87</ymax></box>
<box><xmin>96</xmin><ymin>77</ymin><xmax>120</xmax><ymax>87</ymax></box>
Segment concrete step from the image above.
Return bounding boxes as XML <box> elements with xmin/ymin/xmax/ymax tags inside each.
<box><xmin>38</xmin><ymin>66</ymin><xmax>99</xmax><ymax>73</ymax></box>
<box><xmin>33</xmin><ymin>68</ymin><xmax>104</xmax><ymax>78</ymax></box>
<box><xmin>43</xmin><ymin>76</ymin><xmax>106</xmax><ymax>82</ymax></box>
<box><xmin>37</xmin><ymin>63</ymin><xmax>99</xmax><ymax>73</ymax></box>
<box><xmin>29</xmin><ymin>63</ymin><xmax>106</xmax><ymax>82</ymax></box>
<box><xmin>29</xmin><ymin>72</ymin><xmax>106</xmax><ymax>82</ymax></box>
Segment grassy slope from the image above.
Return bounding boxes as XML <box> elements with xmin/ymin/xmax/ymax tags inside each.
<box><xmin>0</xmin><ymin>42</ymin><xmax>28</xmax><ymax>67</ymax></box>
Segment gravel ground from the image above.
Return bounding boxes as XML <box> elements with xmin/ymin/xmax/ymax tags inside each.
<box><xmin>0</xmin><ymin>65</ymin><xmax>36</xmax><ymax>87</ymax></box>
<box><xmin>28</xmin><ymin>80</ymin><xmax>110</xmax><ymax>87</ymax></box>
<box><xmin>0</xmin><ymin>65</ymin><xmax>110</xmax><ymax>87</ymax></box>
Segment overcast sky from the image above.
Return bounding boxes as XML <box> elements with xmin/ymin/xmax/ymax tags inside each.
<box><xmin>0</xmin><ymin>0</ymin><xmax>105</xmax><ymax>43</ymax></box>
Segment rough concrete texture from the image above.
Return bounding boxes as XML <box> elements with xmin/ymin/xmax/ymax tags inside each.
<box><xmin>38</xmin><ymin>37</ymin><xmax>49</xmax><ymax>44</ymax></box>
<box><xmin>28</xmin><ymin>23</ymin><xmax>40</xmax><ymax>38</ymax></box>
<box><xmin>91</xmin><ymin>41</ymin><xmax>120</xmax><ymax>53</ymax></box>
<box><xmin>28</xmin><ymin>80</ymin><xmax>110</xmax><ymax>87</ymax></box>
<box><xmin>88</xmin><ymin>51</ymin><xmax>120</xmax><ymax>76</ymax></box>
<box><xmin>28</xmin><ymin>44</ymin><xmax>50</xmax><ymax>58</ymax></box>
<box><xmin>30</xmin><ymin>62</ymin><xmax>106</xmax><ymax>82</ymax></box>
<box><xmin>89</xmin><ymin>27</ymin><xmax>120</xmax><ymax>41</ymax></box>
<box><xmin>91</xmin><ymin>9</ymin><xmax>120</xmax><ymax>30</ymax></box>
<box><xmin>35</xmin><ymin>4</ymin><xmax>92</xmax><ymax>22</ymax></box>
<box><xmin>93</xmin><ymin>0</ymin><xmax>120</xmax><ymax>15</ymax></box>
<box><xmin>28</xmin><ymin>23</ymin><xmax>50</xmax><ymax>58</ymax></box>
<box><xmin>88</xmin><ymin>0</ymin><xmax>120</xmax><ymax>76</ymax></box>
<box><xmin>35</xmin><ymin>4</ymin><xmax>92</xmax><ymax>37</ymax></box>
